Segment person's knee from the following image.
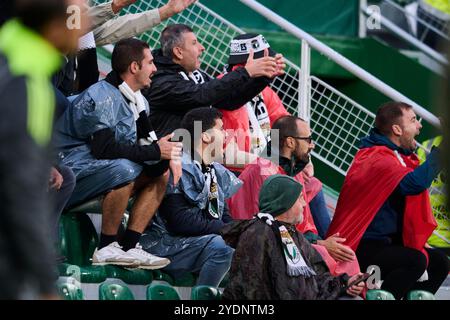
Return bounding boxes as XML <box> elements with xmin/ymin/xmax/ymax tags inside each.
<box><xmin>207</xmin><ymin>236</ymin><xmax>234</xmax><ymax>261</ymax></box>
<box><xmin>113</xmin><ymin>159</ymin><xmax>142</xmax><ymax>183</ymax></box>
<box><xmin>427</xmin><ymin>248</ymin><xmax>450</xmax><ymax>278</ymax></box>
<box><xmin>404</xmin><ymin>248</ymin><xmax>428</xmax><ymax>277</ymax></box>
<box><xmin>59</xmin><ymin>165</ymin><xmax>76</xmax><ymax>193</ymax></box>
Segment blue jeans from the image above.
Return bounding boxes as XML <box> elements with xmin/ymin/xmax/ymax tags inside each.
<box><xmin>309</xmin><ymin>189</ymin><xmax>331</xmax><ymax>239</ymax></box>
<box><xmin>141</xmin><ymin>221</ymin><xmax>234</xmax><ymax>287</ymax></box>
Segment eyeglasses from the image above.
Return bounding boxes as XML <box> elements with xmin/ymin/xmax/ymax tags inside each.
<box><xmin>286</xmin><ymin>136</ymin><xmax>313</xmax><ymax>144</ymax></box>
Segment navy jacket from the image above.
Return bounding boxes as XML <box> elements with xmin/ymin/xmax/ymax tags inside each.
<box><xmin>360</xmin><ymin>129</ymin><xmax>441</xmax><ymax>243</ymax></box>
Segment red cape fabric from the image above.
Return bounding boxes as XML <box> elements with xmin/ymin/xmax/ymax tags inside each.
<box><xmin>227</xmin><ymin>157</ymin><xmax>318</xmax><ymax>234</ymax></box>
<box><xmin>326</xmin><ymin>146</ymin><xmax>437</xmax><ymax>257</ymax></box>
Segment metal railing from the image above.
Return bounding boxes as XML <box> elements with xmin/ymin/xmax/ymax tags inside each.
<box><xmin>239</xmin><ymin>0</ymin><xmax>440</xmax><ymax>128</ymax></box>
<box><xmin>361</xmin><ymin>0</ymin><xmax>449</xmax><ymax>67</ymax></box>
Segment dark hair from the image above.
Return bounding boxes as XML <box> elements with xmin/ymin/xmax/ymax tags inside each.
<box><xmin>272</xmin><ymin>115</ymin><xmax>304</xmax><ymax>147</ymax></box>
<box><xmin>0</xmin><ymin>0</ymin><xmax>14</xmax><ymax>27</ymax></box>
<box><xmin>160</xmin><ymin>24</ymin><xmax>194</xmax><ymax>58</ymax></box>
<box><xmin>375</xmin><ymin>102</ymin><xmax>413</xmax><ymax>136</ymax></box>
<box><xmin>112</xmin><ymin>38</ymin><xmax>150</xmax><ymax>75</ymax></box>
<box><xmin>181</xmin><ymin>107</ymin><xmax>223</xmax><ymax>144</ymax></box>
<box><xmin>14</xmin><ymin>0</ymin><xmax>68</xmax><ymax>32</ymax></box>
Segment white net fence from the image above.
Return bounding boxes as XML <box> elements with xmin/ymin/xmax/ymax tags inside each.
<box><xmin>91</xmin><ymin>0</ymin><xmax>378</xmax><ymax>176</ymax></box>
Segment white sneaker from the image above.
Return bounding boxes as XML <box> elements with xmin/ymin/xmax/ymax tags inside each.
<box><xmin>92</xmin><ymin>242</ymin><xmax>139</xmax><ymax>266</ymax></box>
<box><xmin>126</xmin><ymin>244</ymin><xmax>171</xmax><ymax>270</ymax></box>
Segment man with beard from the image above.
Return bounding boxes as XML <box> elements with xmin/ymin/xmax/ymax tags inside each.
<box><xmin>140</xmin><ymin>107</ymin><xmax>237</xmax><ymax>288</ymax></box>
<box><xmin>327</xmin><ymin>102</ymin><xmax>449</xmax><ymax>299</ymax></box>
<box><xmin>228</xmin><ymin>115</ymin><xmax>360</xmax><ymax>277</ymax></box>
<box><xmin>222</xmin><ymin>175</ymin><xmax>365</xmax><ymax>300</ymax></box>
<box><xmin>54</xmin><ymin>38</ymin><xmax>182</xmax><ymax>269</ymax></box>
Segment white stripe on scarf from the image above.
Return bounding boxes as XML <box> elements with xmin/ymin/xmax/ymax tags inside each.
<box><xmin>257</xmin><ymin>213</ymin><xmax>316</xmax><ymax>278</ymax></box>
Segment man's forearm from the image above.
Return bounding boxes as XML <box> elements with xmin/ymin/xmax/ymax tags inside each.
<box><xmin>87</xmin><ymin>1</ymin><xmax>116</xmax><ymax>31</ymax></box>
<box><xmin>93</xmin><ymin>9</ymin><xmax>161</xmax><ymax>46</ymax></box>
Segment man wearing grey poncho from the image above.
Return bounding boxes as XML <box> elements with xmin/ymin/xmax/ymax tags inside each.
<box><xmin>222</xmin><ymin>175</ymin><xmax>365</xmax><ymax>300</ymax></box>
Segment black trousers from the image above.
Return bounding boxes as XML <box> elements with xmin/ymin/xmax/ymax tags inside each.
<box><xmin>49</xmin><ymin>165</ymin><xmax>76</xmax><ymax>244</ymax></box>
<box><xmin>356</xmin><ymin>240</ymin><xmax>449</xmax><ymax>299</ymax></box>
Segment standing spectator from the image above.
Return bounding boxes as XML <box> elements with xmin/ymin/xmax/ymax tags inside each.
<box><xmin>327</xmin><ymin>102</ymin><xmax>449</xmax><ymax>299</ymax></box>
<box><xmin>0</xmin><ymin>0</ymin><xmax>87</xmax><ymax>299</ymax></box>
<box><xmin>143</xmin><ymin>24</ymin><xmax>285</xmax><ymax>137</ymax></box>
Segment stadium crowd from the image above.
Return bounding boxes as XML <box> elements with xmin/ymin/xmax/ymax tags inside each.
<box><xmin>0</xmin><ymin>0</ymin><xmax>448</xmax><ymax>300</ymax></box>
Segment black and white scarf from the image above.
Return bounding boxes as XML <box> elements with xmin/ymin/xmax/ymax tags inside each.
<box><xmin>257</xmin><ymin>213</ymin><xmax>316</xmax><ymax>278</ymax></box>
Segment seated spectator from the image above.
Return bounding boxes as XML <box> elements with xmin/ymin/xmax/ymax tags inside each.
<box><xmin>417</xmin><ymin>136</ymin><xmax>450</xmax><ymax>256</ymax></box>
<box><xmin>222</xmin><ymin>175</ymin><xmax>365</xmax><ymax>300</ymax></box>
<box><xmin>140</xmin><ymin>107</ymin><xmax>238</xmax><ymax>287</ymax></box>
<box><xmin>228</xmin><ymin>115</ymin><xmax>359</xmax><ymax>277</ymax></box>
<box><xmin>144</xmin><ymin>24</ymin><xmax>285</xmax><ymax>137</ymax></box>
<box><xmin>327</xmin><ymin>102</ymin><xmax>449</xmax><ymax>299</ymax></box>
<box><xmin>54</xmin><ymin>38</ymin><xmax>183</xmax><ymax>269</ymax></box>
<box><xmin>219</xmin><ymin>33</ymin><xmax>289</xmax><ymax>170</ymax></box>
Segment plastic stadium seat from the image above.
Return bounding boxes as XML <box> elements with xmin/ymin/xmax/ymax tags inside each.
<box><xmin>152</xmin><ymin>270</ymin><xmax>174</xmax><ymax>285</ymax></box>
<box><xmin>57</xmin><ymin>282</ymin><xmax>84</xmax><ymax>300</ymax></box>
<box><xmin>191</xmin><ymin>285</ymin><xmax>221</xmax><ymax>300</ymax></box>
<box><xmin>59</xmin><ymin>212</ymin><xmax>99</xmax><ymax>266</ymax></box>
<box><xmin>173</xmin><ymin>272</ymin><xmax>196</xmax><ymax>287</ymax></box>
<box><xmin>99</xmin><ymin>283</ymin><xmax>135</xmax><ymax>300</ymax></box>
<box><xmin>366</xmin><ymin>289</ymin><xmax>396</xmax><ymax>300</ymax></box>
<box><xmin>147</xmin><ymin>283</ymin><xmax>180</xmax><ymax>300</ymax></box>
<box><xmin>406</xmin><ymin>290</ymin><xmax>436</xmax><ymax>300</ymax></box>
<box><xmin>104</xmin><ymin>265</ymin><xmax>153</xmax><ymax>285</ymax></box>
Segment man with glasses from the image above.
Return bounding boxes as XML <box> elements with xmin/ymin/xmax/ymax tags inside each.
<box><xmin>228</xmin><ymin>115</ymin><xmax>360</xmax><ymax>278</ymax></box>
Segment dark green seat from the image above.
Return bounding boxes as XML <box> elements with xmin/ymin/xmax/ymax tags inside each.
<box><xmin>104</xmin><ymin>265</ymin><xmax>153</xmax><ymax>285</ymax></box>
<box><xmin>66</xmin><ymin>197</ymin><xmax>135</xmax><ymax>215</ymax></box>
<box><xmin>173</xmin><ymin>272</ymin><xmax>196</xmax><ymax>287</ymax></box>
<box><xmin>99</xmin><ymin>283</ymin><xmax>135</xmax><ymax>300</ymax></box>
<box><xmin>147</xmin><ymin>283</ymin><xmax>180</xmax><ymax>300</ymax></box>
<box><xmin>58</xmin><ymin>263</ymin><xmax>107</xmax><ymax>283</ymax></box>
<box><xmin>406</xmin><ymin>290</ymin><xmax>435</xmax><ymax>300</ymax></box>
<box><xmin>366</xmin><ymin>289</ymin><xmax>396</xmax><ymax>300</ymax></box>
<box><xmin>152</xmin><ymin>270</ymin><xmax>174</xmax><ymax>285</ymax></box>
<box><xmin>57</xmin><ymin>282</ymin><xmax>84</xmax><ymax>300</ymax></box>
<box><xmin>59</xmin><ymin>212</ymin><xmax>99</xmax><ymax>266</ymax></box>
<box><xmin>219</xmin><ymin>273</ymin><xmax>229</xmax><ymax>288</ymax></box>
<box><xmin>191</xmin><ymin>285</ymin><xmax>221</xmax><ymax>300</ymax></box>
<box><xmin>66</xmin><ymin>197</ymin><xmax>103</xmax><ymax>215</ymax></box>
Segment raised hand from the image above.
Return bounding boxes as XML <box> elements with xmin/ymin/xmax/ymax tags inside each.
<box><xmin>159</xmin><ymin>0</ymin><xmax>197</xmax><ymax>20</ymax></box>
<box><xmin>111</xmin><ymin>0</ymin><xmax>138</xmax><ymax>14</ymax></box>
<box><xmin>244</xmin><ymin>48</ymin><xmax>278</xmax><ymax>78</ymax></box>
